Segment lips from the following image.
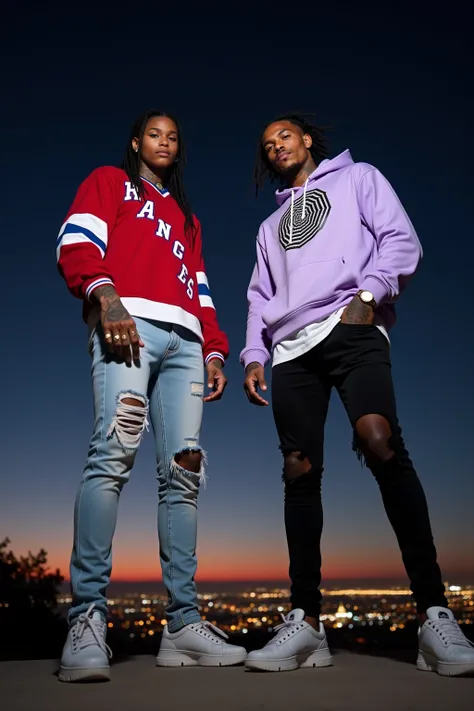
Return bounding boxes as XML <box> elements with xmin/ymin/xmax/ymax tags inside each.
<box><xmin>156</xmin><ymin>151</ymin><xmax>171</xmax><ymax>157</ymax></box>
<box><xmin>276</xmin><ymin>151</ymin><xmax>291</xmax><ymax>163</ymax></box>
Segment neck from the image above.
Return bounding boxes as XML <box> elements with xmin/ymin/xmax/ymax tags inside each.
<box><xmin>288</xmin><ymin>157</ymin><xmax>317</xmax><ymax>188</ymax></box>
<box><xmin>140</xmin><ymin>162</ymin><xmax>167</xmax><ymax>187</ymax></box>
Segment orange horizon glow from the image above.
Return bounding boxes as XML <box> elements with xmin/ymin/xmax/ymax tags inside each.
<box><xmin>20</xmin><ymin>533</ymin><xmax>473</xmax><ymax>585</ymax></box>
<box><xmin>54</xmin><ymin>560</ymin><xmax>474</xmax><ymax>584</ymax></box>
<box><xmin>52</xmin><ymin>556</ymin><xmax>412</xmax><ymax>583</ymax></box>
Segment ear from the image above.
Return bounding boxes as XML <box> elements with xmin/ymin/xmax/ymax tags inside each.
<box><xmin>132</xmin><ymin>137</ymin><xmax>139</xmax><ymax>153</ymax></box>
<box><xmin>303</xmin><ymin>133</ymin><xmax>313</xmax><ymax>149</ymax></box>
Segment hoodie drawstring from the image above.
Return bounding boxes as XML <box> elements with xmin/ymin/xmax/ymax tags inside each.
<box><xmin>289</xmin><ymin>190</ymin><xmax>295</xmax><ymax>244</ymax></box>
<box><xmin>288</xmin><ymin>178</ymin><xmax>309</xmax><ymax>245</ymax></box>
<box><xmin>301</xmin><ymin>177</ymin><xmax>309</xmax><ymax>220</ymax></box>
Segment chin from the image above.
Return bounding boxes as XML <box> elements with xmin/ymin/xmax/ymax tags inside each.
<box><xmin>275</xmin><ymin>162</ymin><xmax>297</xmax><ymax>177</ymax></box>
<box><xmin>151</xmin><ymin>160</ymin><xmax>174</xmax><ymax>171</ymax></box>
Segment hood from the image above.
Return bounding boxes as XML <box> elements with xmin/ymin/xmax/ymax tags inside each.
<box><xmin>275</xmin><ymin>149</ymin><xmax>354</xmax><ymax>207</ymax></box>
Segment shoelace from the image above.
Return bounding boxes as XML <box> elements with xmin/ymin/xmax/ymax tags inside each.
<box><xmin>191</xmin><ymin>620</ymin><xmax>229</xmax><ymax>643</ymax></box>
<box><xmin>429</xmin><ymin>618</ymin><xmax>474</xmax><ymax>647</ymax></box>
<box><xmin>73</xmin><ymin>604</ymin><xmax>112</xmax><ymax>658</ymax></box>
<box><xmin>269</xmin><ymin>613</ymin><xmax>305</xmax><ymax>644</ymax></box>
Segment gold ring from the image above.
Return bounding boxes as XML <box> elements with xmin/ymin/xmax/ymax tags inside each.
<box><xmin>121</xmin><ymin>334</ymin><xmax>128</xmax><ymax>340</ymax></box>
<box><xmin>130</xmin><ymin>331</ymin><xmax>136</xmax><ymax>337</ymax></box>
<box><xmin>114</xmin><ymin>334</ymin><xmax>120</xmax><ymax>341</ymax></box>
<box><xmin>105</xmin><ymin>333</ymin><xmax>112</xmax><ymax>340</ymax></box>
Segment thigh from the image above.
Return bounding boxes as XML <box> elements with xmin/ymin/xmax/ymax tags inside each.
<box><xmin>272</xmin><ymin>354</ymin><xmax>331</xmax><ymax>468</ymax></box>
<box><xmin>148</xmin><ymin>328</ymin><xmax>204</xmax><ymax>465</ymax></box>
<box><xmin>89</xmin><ymin>323</ymin><xmax>152</xmax><ymax>438</ymax></box>
<box><xmin>331</xmin><ymin>324</ymin><xmax>398</xmax><ymax>427</ymax></box>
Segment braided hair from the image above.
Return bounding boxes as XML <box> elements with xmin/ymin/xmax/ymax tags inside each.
<box><xmin>120</xmin><ymin>109</ymin><xmax>196</xmax><ymax>242</ymax></box>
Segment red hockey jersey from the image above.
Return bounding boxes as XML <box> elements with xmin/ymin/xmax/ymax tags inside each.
<box><xmin>57</xmin><ymin>166</ymin><xmax>228</xmax><ymax>364</ymax></box>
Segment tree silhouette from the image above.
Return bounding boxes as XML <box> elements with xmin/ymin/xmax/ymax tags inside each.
<box><xmin>0</xmin><ymin>538</ymin><xmax>67</xmax><ymax>660</ymax></box>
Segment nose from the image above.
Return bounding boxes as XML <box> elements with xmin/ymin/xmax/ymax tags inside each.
<box><xmin>159</xmin><ymin>136</ymin><xmax>169</xmax><ymax>146</ymax></box>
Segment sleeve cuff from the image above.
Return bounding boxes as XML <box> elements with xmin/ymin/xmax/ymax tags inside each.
<box><xmin>84</xmin><ymin>277</ymin><xmax>115</xmax><ymax>302</ymax></box>
<box><xmin>204</xmin><ymin>351</ymin><xmax>226</xmax><ymax>365</ymax></box>
<box><xmin>240</xmin><ymin>348</ymin><xmax>270</xmax><ymax>370</ymax></box>
<box><xmin>359</xmin><ymin>276</ymin><xmax>390</xmax><ymax>306</ymax></box>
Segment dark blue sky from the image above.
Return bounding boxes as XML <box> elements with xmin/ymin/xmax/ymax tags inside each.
<box><xmin>2</xmin><ymin>2</ymin><xmax>473</xmax><ymax>582</ymax></box>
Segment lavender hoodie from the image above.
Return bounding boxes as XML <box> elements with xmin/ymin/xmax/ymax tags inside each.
<box><xmin>240</xmin><ymin>150</ymin><xmax>422</xmax><ymax>369</ymax></box>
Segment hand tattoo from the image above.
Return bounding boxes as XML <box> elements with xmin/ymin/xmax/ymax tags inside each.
<box><xmin>94</xmin><ymin>285</ymin><xmax>130</xmax><ymax>323</ymax></box>
<box><xmin>103</xmin><ymin>299</ymin><xmax>131</xmax><ymax>322</ymax></box>
<box><xmin>93</xmin><ymin>284</ymin><xmax>118</xmax><ymax>303</ymax></box>
<box><xmin>342</xmin><ymin>296</ymin><xmax>374</xmax><ymax>325</ymax></box>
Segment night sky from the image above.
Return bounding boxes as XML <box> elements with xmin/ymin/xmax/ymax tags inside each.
<box><xmin>2</xmin><ymin>2</ymin><xmax>473</xmax><ymax>584</ymax></box>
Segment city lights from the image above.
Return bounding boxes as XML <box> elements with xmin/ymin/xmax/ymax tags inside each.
<box><xmin>54</xmin><ymin>581</ymin><xmax>473</xmax><ymax>641</ymax></box>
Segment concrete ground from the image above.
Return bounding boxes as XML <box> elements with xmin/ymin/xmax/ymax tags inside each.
<box><xmin>1</xmin><ymin>652</ymin><xmax>473</xmax><ymax>711</ymax></box>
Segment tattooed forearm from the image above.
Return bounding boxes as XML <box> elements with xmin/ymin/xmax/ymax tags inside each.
<box><xmin>342</xmin><ymin>297</ymin><xmax>374</xmax><ymax>324</ymax></box>
<box><xmin>93</xmin><ymin>285</ymin><xmax>131</xmax><ymax>322</ymax></box>
<box><xmin>92</xmin><ymin>284</ymin><xmax>120</xmax><ymax>304</ymax></box>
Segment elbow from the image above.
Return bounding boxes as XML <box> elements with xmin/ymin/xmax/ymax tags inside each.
<box><xmin>411</xmin><ymin>242</ymin><xmax>423</xmax><ymax>275</ymax></box>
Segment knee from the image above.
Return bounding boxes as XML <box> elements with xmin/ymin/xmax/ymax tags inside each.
<box><xmin>169</xmin><ymin>447</ymin><xmax>207</xmax><ymax>488</ymax></box>
<box><xmin>283</xmin><ymin>451</ymin><xmax>311</xmax><ymax>482</ymax></box>
<box><xmin>174</xmin><ymin>449</ymin><xmax>202</xmax><ymax>474</ymax></box>
<box><xmin>107</xmin><ymin>391</ymin><xmax>149</xmax><ymax>452</ymax></box>
<box><xmin>282</xmin><ymin>451</ymin><xmax>322</xmax><ymax>502</ymax></box>
<box><xmin>354</xmin><ymin>414</ymin><xmax>393</xmax><ymax>463</ymax></box>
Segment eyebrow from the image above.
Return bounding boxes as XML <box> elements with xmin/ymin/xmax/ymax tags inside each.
<box><xmin>147</xmin><ymin>127</ymin><xmax>178</xmax><ymax>134</ymax></box>
<box><xmin>263</xmin><ymin>128</ymin><xmax>289</xmax><ymax>146</ymax></box>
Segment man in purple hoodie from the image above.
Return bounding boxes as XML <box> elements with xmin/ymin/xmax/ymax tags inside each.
<box><xmin>241</xmin><ymin>113</ymin><xmax>474</xmax><ymax>676</ymax></box>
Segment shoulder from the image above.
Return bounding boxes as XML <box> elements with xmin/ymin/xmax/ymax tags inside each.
<box><xmin>349</xmin><ymin>161</ymin><xmax>379</xmax><ymax>182</ymax></box>
<box><xmin>258</xmin><ymin>202</ymin><xmax>286</xmax><ymax>239</ymax></box>
<box><xmin>76</xmin><ymin>166</ymin><xmax>126</xmax><ymax>194</ymax></box>
<box><xmin>86</xmin><ymin>166</ymin><xmax>127</xmax><ymax>183</ymax></box>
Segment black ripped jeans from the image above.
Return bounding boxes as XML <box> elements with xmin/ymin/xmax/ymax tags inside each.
<box><xmin>272</xmin><ymin>322</ymin><xmax>448</xmax><ymax>618</ymax></box>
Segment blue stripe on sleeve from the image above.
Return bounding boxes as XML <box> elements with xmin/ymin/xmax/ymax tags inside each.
<box><xmin>198</xmin><ymin>283</ymin><xmax>211</xmax><ymax>297</ymax></box>
<box><xmin>57</xmin><ymin>223</ymin><xmax>107</xmax><ymax>253</ymax></box>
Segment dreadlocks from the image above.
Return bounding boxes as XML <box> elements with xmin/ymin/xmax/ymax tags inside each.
<box><xmin>120</xmin><ymin>109</ymin><xmax>196</xmax><ymax>243</ymax></box>
<box><xmin>253</xmin><ymin>113</ymin><xmax>330</xmax><ymax>196</ymax></box>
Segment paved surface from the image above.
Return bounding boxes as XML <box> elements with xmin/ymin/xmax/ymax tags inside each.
<box><xmin>1</xmin><ymin>652</ymin><xmax>473</xmax><ymax>711</ymax></box>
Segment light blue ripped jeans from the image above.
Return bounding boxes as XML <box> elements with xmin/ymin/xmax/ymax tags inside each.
<box><xmin>69</xmin><ymin>317</ymin><xmax>205</xmax><ymax>632</ymax></box>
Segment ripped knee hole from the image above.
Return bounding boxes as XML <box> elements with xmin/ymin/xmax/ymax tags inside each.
<box><xmin>283</xmin><ymin>451</ymin><xmax>312</xmax><ymax>481</ymax></box>
<box><xmin>354</xmin><ymin>415</ymin><xmax>395</xmax><ymax>463</ymax></box>
<box><xmin>107</xmin><ymin>392</ymin><xmax>149</xmax><ymax>449</ymax></box>
<box><xmin>174</xmin><ymin>449</ymin><xmax>202</xmax><ymax>474</ymax></box>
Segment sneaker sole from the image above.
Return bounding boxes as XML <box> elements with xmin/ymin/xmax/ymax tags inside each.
<box><xmin>417</xmin><ymin>650</ymin><xmax>474</xmax><ymax>677</ymax></box>
<box><xmin>58</xmin><ymin>666</ymin><xmax>111</xmax><ymax>682</ymax></box>
<box><xmin>156</xmin><ymin>651</ymin><xmax>247</xmax><ymax>668</ymax></box>
<box><xmin>245</xmin><ymin>651</ymin><xmax>333</xmax><ymax>673</ymax></box>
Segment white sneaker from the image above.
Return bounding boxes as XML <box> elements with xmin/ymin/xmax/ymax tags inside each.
<box><xmin>417</xmin><ymin>606</ymin><xmax>474</xmax><ymax>677</ymax></box>
<box><xmin>58</xmin><ymin>604</ymin><xmax>112</xmax><ymax>682</ymax></box>
<box><xmin>156</xmin><ymin>620</ymin><xmax>247</xmax><ymax>667</ymax></box>
<box><xmin>245</xmin><ymin>609</ymin><xmax>332</xmax><ymax>672</ymax></box>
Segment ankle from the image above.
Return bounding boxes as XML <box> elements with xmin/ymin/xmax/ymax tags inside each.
<box><xmin>304</xmin><ymin>615</ymin><xmax>320</xmax><ymax>630</ymax></box>
<box><xmin>418</xmin><ymin>612</ymin><xmax>427</xmax><ymax>626</ymax></box>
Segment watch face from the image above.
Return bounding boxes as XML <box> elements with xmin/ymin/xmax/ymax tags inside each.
<box><xmin>360</xmin><ymin>290</ymin><xmax>374</xmax><ymax>303</ymax></box>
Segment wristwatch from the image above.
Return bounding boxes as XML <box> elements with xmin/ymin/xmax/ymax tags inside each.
<box><xmin>357</xmin><ymin>289</ymin><xmax>377</xmax><ymax>309</ymax></box>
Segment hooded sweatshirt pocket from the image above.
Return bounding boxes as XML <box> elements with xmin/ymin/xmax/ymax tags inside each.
<box><xmin>262</xmin><ymin>256</ymin><xmax>354</xmax><ymax>331</ymax></box>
